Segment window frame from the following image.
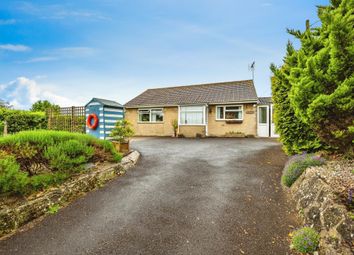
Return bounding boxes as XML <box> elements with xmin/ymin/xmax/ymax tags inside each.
<box><xmin>138</xmin><ymin>108</ymin><xmax>164</xmax><ymax>123</ymax></box>
<box><xmin>216</xmin><ymin>105</ymin><xmax>243</xmax><ymax>121</ymax></box>
<box><xmin>258</xmin><ymin>106</ymin><xmax>268</xmax><ymax>124</ymax></box>
<box><xmin>179</xmin><ymin>105</ymin><xmax>206</xmax><ymax>125</ymax></box>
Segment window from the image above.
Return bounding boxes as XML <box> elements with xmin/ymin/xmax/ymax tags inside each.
<box><xmin>151</xmin><ymin>109</ymin><xmax>163</xmax><ymax>122</ymax></box>
<box><xmin>138</xmin><ymin>109</ymin><xmax>163</xmax><ymax>122</ymax></box>
<box><xmin>180</xmin><ymin>106</ymin><xmax>204</xmax><ymax>125</ymax></box>
<box><xmin>258</xmin><ymin>107</ymin><xmax>267</xmax><ymax>124</ymax></box>
<box><xmin>216</xmin><ymin>105</ymin><xmax>243</xmax><ymax>120</ymax></box>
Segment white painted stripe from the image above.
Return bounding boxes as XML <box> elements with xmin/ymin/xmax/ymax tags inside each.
<box><xmin>99</xmin><ymin>131</ymin><xmax>104</xmax><ymax>134</ymax></box>
<box><xmin>103</xmin><ymin>114</ymin><xmax>122</xmax><ymax>118</ymax></box>
<box><xmin>105</xmin><ymin>125</ymin><xmax>115</xmax><ymax>128</ymax></box>
<box><xmin>85</xmin><ymin>109</ymin><xmax>89</xmax><ymax>111</ymax></box>
<box><xmin>99</xmin><ymin>119</ymin><xmax>104</xmax><ymax>123</ymax></box>
<box><xmin>105</xmin><ymin>131</ymin><xmax>111</xmax><ymax>134</ymax></box>
<box><xmin>104</xmin><ymin>108</ymin><xmax>123</xmax><ymax>113</ymax></box>
<box><xmin>86</xmin><ymin>130</ymin><xmax>90</xmax><ymax>133</ymax></box>
<box><xmin>99</xmin><ymin>125</ymin><xmax>104</xmax><ymax>128</ymax></box>
<box><xmin>99</xmin><ymin>113</ymin><xmax>104</xmax><ymax>117</ymax></box>
<box><xmin>99</xmin><ymin>137</ymin><xmax>105</xmax><ymax>140</ymax></box>
<box><xmin>104</xmin><ymin>119</ymin><xmax>117</xmax><ymax>123</ymax></box>
<box><xmin>99</xmin><ymin>107</ymin><xmax>103</xmax><ymax>111</ymax></box>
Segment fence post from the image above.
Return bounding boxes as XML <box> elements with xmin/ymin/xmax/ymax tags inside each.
<box><xmin>3</xmin><ymin>120</ymin><xmax>8</xmax><ymax>136</ymax></box>
<box><xmin>71</xmin><ymin>106</ymin><xmax>75</xmax><ymax>132</ymax></box>
<box><xmin>47</xmin><ymin>109</ymin><xmax>52</xmax><ymax>130</ymax></box>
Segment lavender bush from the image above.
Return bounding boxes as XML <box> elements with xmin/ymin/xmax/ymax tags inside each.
<box><xmin>291</xmin><ymin>227</ymin><xmax>320</xmax><ymax>253</ymax></box>
<box><xmin>282</xmin><ymin>153</ymin><xmax>325</xmax><ymax>187</ymax></box>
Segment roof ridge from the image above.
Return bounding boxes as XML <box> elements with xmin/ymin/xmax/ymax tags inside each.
<box><xmin>146</xmin><ymin>79</ymin><xmax>253</xmax><ymax>91</ymax></box>
<box><xmin>93</xmin><ymin>97</ymin><xmax>117</xmax><ymax>102</ymax></box>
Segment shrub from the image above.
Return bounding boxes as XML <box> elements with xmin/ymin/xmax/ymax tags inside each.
<box><xmin>44</xmin><ymin>140</ymin><xmax>94</xmax><ymax>172</ymax></box>
<box><xmin>172</xmin><ymin>119</ymin><xmax>178</xmax><ymax>137</ymax></box>
<box><xmin>30</xmin><ymin>172</ymin><xmax>68</xmax><ymax>190</ymax></box>
<box><xmin>0</xmin><ymin>155</ymin><xmax>29</xmax><ymax>194</ymax></box>
<box><xmin>110</xmin><ymin>120</ymin><xmax>134</xmax><ymax>143</ymax></box>
<box><xmin>291</xmin><ymin>227</ymin><xmax>320</xmax><ymax>253</ymax></box>
<box><xmin>0</xmin><ymin>108</ymin><xmax>46</xmax><ymax>134</ymax></box>
<box><xmin>282</xmin><ymin>154</ymin><xmax>325</xmax><ymax>187</ymax></box>
<box><xmin>0</xmin><ymin>130</ymin><xmax>122</xmax><ymax>194</ymax></box>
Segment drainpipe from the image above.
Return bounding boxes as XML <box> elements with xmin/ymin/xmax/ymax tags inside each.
<box><xmin>205</xmin><ymin>104</ymin><xmax>208</xmax><ymax>137</ymax></box>
<box><xmin>177</xmin><ymin>105</ymin><xmax>180</xmax><ymax>137</ymax></box>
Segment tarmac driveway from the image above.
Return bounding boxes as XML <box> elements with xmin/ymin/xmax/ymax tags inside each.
<box><xmin>0</xmin><ymin>138</ymin><xmax>298</xmax><ymax>255</ymax></box>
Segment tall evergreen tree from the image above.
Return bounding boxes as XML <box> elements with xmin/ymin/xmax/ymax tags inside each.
<box><xmin>271</xmin><ymin>43</ymin><xmax>322</xmax><ymax>154</ymax></box>
<box><xmin>271</xmin><ymin>0</ymin><xmax>353</xmax><ymax>155</ymax></box>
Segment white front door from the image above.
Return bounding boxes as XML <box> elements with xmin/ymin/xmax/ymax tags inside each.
<box><xmin>270</xmin><ymin>104</ymin><xmax>279</xmax><ymax>138</ymax></box>
<box><xmin>257</xmin><ymin>106</ymin><xmax>269</xmax><ymax>137</ymax></box>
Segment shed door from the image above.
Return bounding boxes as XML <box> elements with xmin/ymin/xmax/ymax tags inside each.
<box><xmin>257</xmin><ymin>106</ymin><xmax>269</xmax><ymax>137</ymax></box>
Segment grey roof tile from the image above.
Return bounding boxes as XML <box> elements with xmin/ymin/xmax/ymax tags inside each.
<box><xmin>125</xmin><ymin>80</ymin><xmax>258</xmax><ymax>107</ymax></box>
<box><xmin>87</xmin><ymin>98</ymin><xmax>123</xmax><ymax>108</ymax></box>
<box><xmin>258</xmin><ymin>97</ymin><xmax>272</xmax><ymax>105</ymax></box>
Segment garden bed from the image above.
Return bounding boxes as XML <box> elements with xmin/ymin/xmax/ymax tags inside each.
<box><xmin>0</xmin><ymin>130</ymin><xmax>142</xmax><ymax>237</ymax></box>
<box><xmin>0</xmin><ymin>150</ymin><xmax>140</xmax><ymax>238</ymax></box>
<box><xmin>287</xmin><ymin>159</ymin><xmax>353</xmax><ymax>254</ymax></box>
<box><xmin>0</xmin><ymin>130</ymin><xmax>122</xmax><ymax>195</ymax></box>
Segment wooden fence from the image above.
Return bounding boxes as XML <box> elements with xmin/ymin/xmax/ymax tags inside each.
<box><xmin>47</xmin><ymin>106</ymin><xmax>86</xmax><ymax>133</ymax></box>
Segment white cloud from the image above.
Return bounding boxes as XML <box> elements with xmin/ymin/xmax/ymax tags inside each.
<box><xmin>0</xmin><ymin>44</ymin><xmax>31</xmax><ymax>52</ymax></box>
<box><xmin>17</xmin><ymin>2</ymin><xmax>110</xmax><ymax>21</ymax></box>
<box><xmin>0</xmin><ymin>19</ymin><xmax>16</xmax><ymax>25</ymax></box>
<box><xmin>18</xmin><ymin>56</ymin><xmax>58</xmax><ymax>63</ymax></box>
<box><xmin>18</xmin><ymin>46</ymin><xmax>95</xmax><ymax>64</ymax></box>
<box><xmin>58</xmin><ymin>47</ymin><xmax>95</xmax><ymax>55</ymax></box>
<box><xmin>0</xmin><ymin>77</ymin><xmax>79</xmax><ymax>109</ymax></box>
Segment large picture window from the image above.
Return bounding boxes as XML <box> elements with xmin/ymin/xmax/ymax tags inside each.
<box><xmin>216</xmin><ymin>105</ymin><xmax>243</xmax><ymax>120</ymax></box>
<box><xmin>138</xmin><ymin>108</ymin><xmax>163</xmax><ymax>122</ymax></box>
<box><xmin>180</xmin><ymin>106</ymin><xmax>204</xmax><ymax>125</ymax></box>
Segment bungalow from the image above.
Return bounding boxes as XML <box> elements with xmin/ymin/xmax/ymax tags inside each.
<box><xmin>124</xmin><ymin>80</ymin><xmax>277</xmax><ymax>138</ymax></box>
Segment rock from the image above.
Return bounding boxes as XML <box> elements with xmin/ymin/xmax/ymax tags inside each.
<box><xmin>304</xmin><ymin>206</ymin><xmax>322</xmax><ymax>231</ymax></box>
<box><xmin>322</xmin><ymin>206</ymin><xmax>346</xmax><ymax>230</ymax></box>
<box><xmin>336</xmin><ymin>218</ymin><xmax>354</xmax><ymax>247</ymax></box>
<box><xmin>0</xmin><ymin>208</ymin><xmax>17</xmax><ymax>235</ymax></box>
<box><xmin>290</xmin><ymin>160</ymin><xmax>354</xmax><ymax>255</ymax></box>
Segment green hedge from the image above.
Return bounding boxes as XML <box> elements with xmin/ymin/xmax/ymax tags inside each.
<box><xmin>270</xmin><ymin>0</ymin><xmax>354</xmax><ymax>156</ymax></box>
<box><xmin>0</xmin><ymin>130</ymin><xmax>122</xmax><ymax>194</ymax></box>
<box><xmin>0</xmin><ymin>108</ymin><xmax>47</xmax><ymax>135</ymax></box>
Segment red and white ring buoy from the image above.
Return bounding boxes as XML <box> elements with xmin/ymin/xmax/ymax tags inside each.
<box><xmin>86</xmin><ymin>114</ymin><xmax>99</xmax><ymax>130</ymax></box>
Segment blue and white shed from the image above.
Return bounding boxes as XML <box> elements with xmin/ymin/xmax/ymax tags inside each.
<box><xmin>85</xmin><ymin>98</ymin><xmax>124</xmax><ymax>140</ymax></box>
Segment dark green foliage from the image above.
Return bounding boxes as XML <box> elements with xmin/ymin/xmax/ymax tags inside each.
<box><xmin>30</xmin><ymin>100</ymin><xmax>60</xmax><ymax>113</ymax></box>
<box><xmin>0</xmin><ymin>155</ymin><xmax>29</xmax><ymax>194</ymax></box>
<box><xmin>0</xmin><ymin>130</ymin><xmax>122</xmax><ymax>194</ymax></box>
<box><xmin>282</xmin><ymin>154</ymin><xmax>325</xmax><ymax>187</ymax></box>
<box><xmin>44</xmin><ymin>140</ymin><xmax>94</xmax><ymax>172</ymax></box>
<box><xmin>271</xmin><ymin>46</ymin><xmax>322</xmax><ymax>155</ymax></box>
<box><xmin>271</xmin><ymin>0</ymin><xmax>354</xmax><ymax>156</ymax></box>
<box><xmin>291</xmin><ymin>227</ymin><xmax>320</xmax><ymax>253</ymax></box>
<box><xmin>0</xmin><ymin>108</ymin><xmax>47</xmax><ymax>134</ymax></box>
<box><xmin>30</xmin><ymin>172</ymin><xmax>68</xmax><ymax>190</ymax></box>
<box><xmin>110</xmin><ymin>120</ymin><xmax>135</xmax><ymax>143</ymax></box>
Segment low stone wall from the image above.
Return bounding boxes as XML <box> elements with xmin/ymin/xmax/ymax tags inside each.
<box><xmin>0</xmin><ymin>151</ymin><xmax>140</xmax><ymax>238</ymax></box>
<box><xmin>291</xmin><ymin>164</ymin><xmax>353</xmax><ymax>255</ymax></box>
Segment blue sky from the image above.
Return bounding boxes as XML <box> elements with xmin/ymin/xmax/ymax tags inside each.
<box><xmin>0</xmin><ymin>0</ymin><xmax>328</xmax><ymax>109</ymax></box>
